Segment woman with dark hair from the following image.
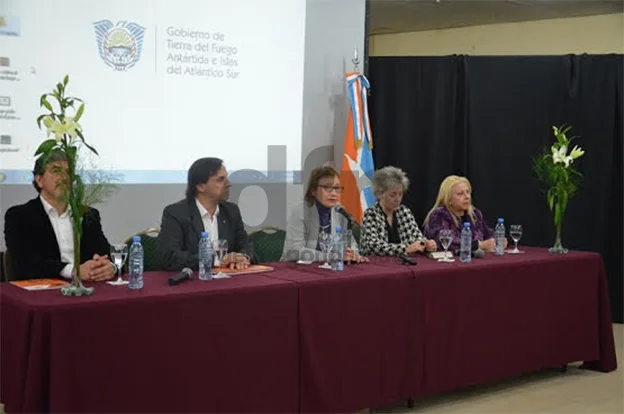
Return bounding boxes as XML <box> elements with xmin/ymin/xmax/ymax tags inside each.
<box><xmin>280</xmin><ymin>166</ymin><xmax>367</xmax><ymax>263</ymax></box>
<box><xmin>158</xmin><ymin>157</ymin><xmax>256</xmax><ymax>270</ymax></box>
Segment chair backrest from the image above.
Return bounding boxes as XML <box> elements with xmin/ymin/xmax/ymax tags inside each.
<box><xmin>2</xmin><ymin>250</ymin><xmax>12</xmax><ymax>283</ymax></box>
<box><xmin>124</xmin><ymin>228</ymin><xmax>163</xmax><ymax>271</ymax></box>
<box><xmin>249</xmin><ymin>226</ymin><xmax>286</xmax><ymax>263</ymax></box>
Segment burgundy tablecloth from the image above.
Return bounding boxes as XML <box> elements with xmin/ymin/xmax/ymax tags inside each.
<box><xmin>1</xmin><ymin>249</ymin><xmax>616</xmax><ymax>414</ymax></box>
<box><xmin>266</xmin><ymin>258</ymin><xmax>419</xmax><ymax>413</ymax></box>
<box><xmin>406</xmin><ymin>247</ymin><xmax>617</xmax><ymax>398</ymax></box>
<box><xmin>1</xmin><ymin>273</ymin><xmax>299</xmax><ymax>413</ymax></box>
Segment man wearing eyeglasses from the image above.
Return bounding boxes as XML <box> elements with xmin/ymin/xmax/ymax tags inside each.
<box><xmin>280</xmin><ymin>166</ymin><xmax>367</xmax><ymax>263</ymax></box>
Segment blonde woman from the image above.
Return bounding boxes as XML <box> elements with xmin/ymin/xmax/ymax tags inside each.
<box><xmin>423</xmin><ymin>175</ymin><xmax>503</xmax><ymax>253</ymax></box>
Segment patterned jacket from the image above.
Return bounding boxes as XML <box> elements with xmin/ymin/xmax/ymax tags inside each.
<box><xmin>360</xmin><ymin>202</ymin><xmax>427</xmax><ymax>256</ymax></box>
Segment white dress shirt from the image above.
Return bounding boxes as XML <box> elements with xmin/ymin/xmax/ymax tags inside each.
<box><xmin>40</xmin><ymin>196</ymin><xmax>74</xmax><ymax>279</ymax></box>
<box><xmin>195</xmin><ymin>198</ymin><xmax>220</xmax><ymax>243</ymax></box>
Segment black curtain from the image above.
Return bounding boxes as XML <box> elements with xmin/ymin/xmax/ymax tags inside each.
<box><xmin>369</xmin><ymin>55</ymin><xmax>623</xmax><ymax>322</ymax></box>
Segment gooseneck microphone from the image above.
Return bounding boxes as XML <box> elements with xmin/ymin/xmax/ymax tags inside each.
<box><xmin>452</xmin><ymin>248</ymin><xmax>485</xmax><ymax>258</ymax></box>
<box><xmin>168</xmin><ymin>268</ymin><xmax>193</xmax><ymax>286</ymax></box>
<box><xmin>335</xmin><ymin>204</ymin><xmax>358</xmax><ymax>229</ymax></box>
<box><xmin>399</xmin><ymin>253</ymin><xmax>418</xmax><ymax>266</ymax></box>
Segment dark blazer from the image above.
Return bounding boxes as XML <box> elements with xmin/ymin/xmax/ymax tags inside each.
<box><xmin>4</xmin><ymin>197</ymin><xmax>111</xmax><ymax>281</ymax></box>
<box><xmin>157</xmin><ymin>198</ymin><xmax>256</xmax><ymax>271</ymax></box>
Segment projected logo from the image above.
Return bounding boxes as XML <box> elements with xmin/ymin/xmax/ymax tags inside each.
<box><xmin>93</xmin><ymin>20</ymin><xmax>145</xmax><ymax>71</ymax></box>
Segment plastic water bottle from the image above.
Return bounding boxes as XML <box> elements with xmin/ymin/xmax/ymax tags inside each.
<box><xmin>460</xmin><ymin>222</ymin><xmax>472</xmax><ymax>263</ymax></box>
<box><xmin>331</xmin><ymin>226</ymin><xmax>344</xmax><ymax>271</ymax></box>
<box><xmin>494</xmin><ymin>217</ymin><xmax>505</xmax><ymax>256</ymax></box>
<box><xmin>198</xmin><ymin>231</ymin><xmax>213</xmax><ymax>281</ymax></box>
<box><xmin>128</xmin><ymin>235</ymin><xmax>144</xmax><ymax>290</ymax></box>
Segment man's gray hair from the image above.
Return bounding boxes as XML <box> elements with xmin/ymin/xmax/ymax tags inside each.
<box><xmin>372</xmin><ymin>166</ymin><xmax>410</xmax><ymax>196</ymax></box>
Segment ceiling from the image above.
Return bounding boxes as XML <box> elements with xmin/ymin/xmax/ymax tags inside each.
<box><xmin>369</xmin><ymin>0</ymin><xmax>624</xmax><ymax>35</ymax></box>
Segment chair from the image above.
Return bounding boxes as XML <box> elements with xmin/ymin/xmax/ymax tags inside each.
<box><xmin>123</xmin><ymin>228</ymin><xmax>163</xmax><ymax>271</ymax></box>
<box><xmin>2</xmin><ymin>250</ymin><xmax>12</xmax><ymax>282</ymax></box>
<box><xmin>249</xmin><ymin>226</ymin><xmax>286</xmax><ymax>263</ymax></box>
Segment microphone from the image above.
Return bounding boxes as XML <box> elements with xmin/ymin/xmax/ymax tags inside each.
<box><xmin>399</xmin><ymin>253</ymin><xmax>418</xmax><ymax>266</ymax></box>
<box><xmin>168</xmin><ymin>268</ymin><xmax>193</xmax><ymax>286</ymax></box>
<box><xmin>453</xmin><ymin>248</ymin><xmax>485</xmax><ymax>258</ymax></box>
<box><xmin>335</xmin><ymin>204</ymin><xmax>358</xmax><ymax>229</ymax></box>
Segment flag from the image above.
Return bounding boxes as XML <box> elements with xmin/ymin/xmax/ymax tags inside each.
<box><xmin>340</xmin><ymin>72</ymin><xmax>375</xmax><ymax>224</ymax></box>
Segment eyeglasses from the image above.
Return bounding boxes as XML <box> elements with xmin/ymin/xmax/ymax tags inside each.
<box><xmin>319</xmin><ymin>185</ymin><xmax>344</xmax><ymax>193</ymax></box>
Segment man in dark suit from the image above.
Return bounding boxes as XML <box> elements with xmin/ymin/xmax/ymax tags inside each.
<box><xmin>158</xmin><ymin>157</ymin><xmax>256</xmax><ymax>271</ymax></box>
<box><xmin>4</xmin><ymin>151</ymin><xmax>116</xmax><ymax>281</ymax></box>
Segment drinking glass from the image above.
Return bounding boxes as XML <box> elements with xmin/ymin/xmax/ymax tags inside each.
<box><xmin>109</xmin><ymin>244</ymin><xmax>128</xmax><ymax>285</ymax></box>
<box><xmin>213</xmin><ymin>239</ymin><xmax>230</xmax><ymax>278</ymax></box>
<box><xmin>318</xmin><ymin>232</ymin><xmax>332</xmax><ymax>269</ymax></box>
<box><xmin>438</xmin><ymin>229</ymin><xmax>455</xmax><ymax>263</ymax></box>
<box><xmin>509</xmin><ymin>225</ymin><xmax>523</xmax><ymax>254</ymax></box>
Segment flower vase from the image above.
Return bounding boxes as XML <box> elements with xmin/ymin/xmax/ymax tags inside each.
<box><xmin>60</xmin><ymin>234</ymin><xmax>95</xmax><ymax>296</ymax></box>
<box><xmin>549</xmin><ymin>216</ymin><xmax>569</xmax><ymax>254</ymax></box>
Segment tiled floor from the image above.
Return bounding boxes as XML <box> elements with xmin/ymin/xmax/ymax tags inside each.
<box><xmin>379</xmin><ymin>323</ymin><xmax>623</xmax><ymax>414</ymax></box>
<box><xmin>1</xmin><ymin>325</ymin><xmax>621</xmax><ymax>413</ymax></box>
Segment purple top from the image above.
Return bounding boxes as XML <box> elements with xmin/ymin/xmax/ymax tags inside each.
<box><xmin>423</xmin><ymin>206</ymin><xmax>494</xmax><ymax>252</ymax></box>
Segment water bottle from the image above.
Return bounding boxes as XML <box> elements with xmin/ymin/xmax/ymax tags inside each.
<box><xmin>198</xmin><ymin>231</ymin><xmax>213</xmax><ymax>281</ymax></box>
<box><xmin>460</xmin><ymin>222</ymin><xmax>472</xmax><ymax>263</ymax></box>
<box><xmin>128</xmin><ymin>236</ymin><xmax>144</xmax><ymax>290</ymax></box>
<box><xmin>330</xmin><ymin>226</ymin><xmax>344</xmax><ymax>271</ymax></box>
<box><xmin>494</xmin><ymin>217</ymin><xmax>505</xmax><ymax>256</ymax></box>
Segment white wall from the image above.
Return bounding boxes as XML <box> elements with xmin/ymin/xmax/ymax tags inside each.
<box><xmin>370</xmin><ymin>13</ymin><xmax>624</xmax><ymax>56</ymax></box>
<box><xmin>0</xmin><ymin>0</ymin><xmax>367</xmax><ymax>249</ymax></box>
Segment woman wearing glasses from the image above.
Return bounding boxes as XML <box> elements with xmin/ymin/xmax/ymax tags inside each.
<box><xmin>360</xmin><ymin>166</ymin><xmax>436</xmax><ymax>256</ymax></box>
<box><xmin>280</xmin><ymin>166</ymin><xmax>367</xmax><ymax>263</ymax></box>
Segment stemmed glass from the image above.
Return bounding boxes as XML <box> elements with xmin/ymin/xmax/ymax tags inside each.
<box><xmin>318</xmin><ymin>232</ymin><xmax>332</xmax><ymax>269</ymax></box>
<box><xmin>438</xmin><ymin>229</ymin><xmax>455</xmax><ymax>263</ymax></box>
<box><xmin>508</xmin><ymin>225</ymin><xmax>523</xmax><ymax>254</ymax></box>
<box><xmin>213</xmin><ymin>239</ymin><xmax>230</xmax><ymax>278</ymax></box>
<box><xmin>109</xmin><ymin>244</ymin><xmax>129</xmax><ymax>285</ymax></box>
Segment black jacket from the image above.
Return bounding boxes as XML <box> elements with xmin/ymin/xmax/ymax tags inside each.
<box><xmin>157</xmin><ymin>198</ymin><xmax>256</xmax><ymax>270</ymax></box>
<box><xmin>4</xmin><ymin>197</ymin><xmax>111</xmax><ymax>280</ymax></box>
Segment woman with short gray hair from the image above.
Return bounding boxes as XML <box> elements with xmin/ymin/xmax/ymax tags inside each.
<box><xmin>360</xmin><ymin>166</ymin><xmax>436</xmax><ymax>256</ymax></box>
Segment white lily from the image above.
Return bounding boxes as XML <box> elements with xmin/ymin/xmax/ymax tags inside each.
<box><xmin>569</xmin><ymin>145</ymin><xmax>585</xmax><ymax>160</ymax></box>
<box><xmin>45</xmin><ymin>116</ymin><xmax>82</xmax><ymax>142</ymax></box>
<box><xmin>552</xmin><ymin>145</ymin><xmax>572</xmax><ymax>167</ymax></box>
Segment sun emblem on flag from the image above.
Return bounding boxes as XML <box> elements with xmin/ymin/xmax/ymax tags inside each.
<box><xmin>93</xmin><ymin>20</ymin><xmax>145</xmax><ymax>71</ymax></box>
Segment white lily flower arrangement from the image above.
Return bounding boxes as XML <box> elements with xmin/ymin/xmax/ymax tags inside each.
<box><xmin>533</xmin><ymin>125</ymin><xmax>585</xmax><ymax>253</ymax></box>
<box><xmin>35</xmin><ymin>75</ymin><xmax>119</xmax><ymax>295</ymax></box>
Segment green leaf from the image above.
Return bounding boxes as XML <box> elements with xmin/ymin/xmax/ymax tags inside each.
<box><xmin>74</xmin><ymin>103</ymin><xmax>85</xmax><ymax>122</ymax></box>
<box><xmin>74</xmin><ymin>174</ymin><xmax>85</xmax><ymax>207</ymax></box>
<box><xmin>36</xmin><ymin>114</ymin><xmax>49</xmax><ymax>129</ymax></box>
<box><xmin>63</xmin><ymin>74</ymin><xmax>69</xmax><ymax>86</ymax></box>
<box><xmin>554</xmin><ymin>201</ymin><xmax>562</xmax><ymax>227</ymax></box>
<box><xmin>34</xmin><ymin>139</ymin><xmax>58</xmax><ymax>156</ymax></box>
<box><xmin>84</xmin><ymin>142</ymin><xmax>99</xmax><ymax>156</ymax></box>
<box><xmin>75</xmin><ymin>129</ymin><xmax>99</xmax><ymax>156</ymax></box>
<box><xmin>66</xmin><ymin>145</ymin><xmax>77</xmax><ymax>164</ymax></box>
<box><xmin>40</xmin><ymin>95</ymin><xmax>53</xmax><ymax>111</ymax></box>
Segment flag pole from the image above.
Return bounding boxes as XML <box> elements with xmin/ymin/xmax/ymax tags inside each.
<box><xmin>352</xmin><ymin>46</ymin><xmax>360</xmax><ymax>73</ymax></box>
